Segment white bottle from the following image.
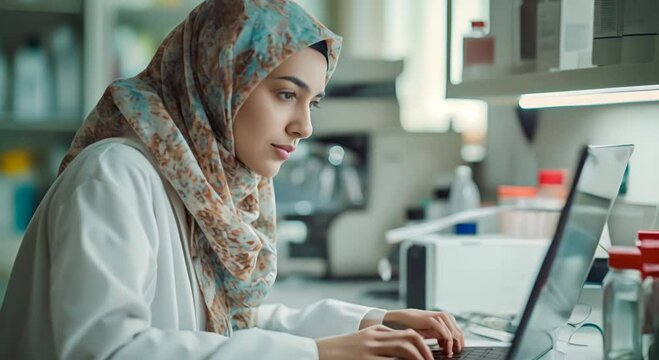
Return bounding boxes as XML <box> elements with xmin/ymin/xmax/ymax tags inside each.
<box><xmin>449</xmin><ymin>165</ymin><xmax>480</xmax><ymax>214</ymax></box>
<box><xmin>448</xmin><ymin>166</ymin><xmax>480</xmax><ymax>234</ymax></box>
<box><xmin>13</xmin><ymin>35</ymin><xmax>52</xmax><ymax>120</ymax></box>
<box><xmin>51</xmin><ymin>26</ymin><xmax>81</xmax><ymax>117</ymax></box>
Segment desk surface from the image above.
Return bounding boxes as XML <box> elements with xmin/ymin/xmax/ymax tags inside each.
<box><xmin>265</xmin><ymin>276</ymin><xmax>402</xmax><ymax>309</ymax></box>
<box><xmin>265</xmin><ymin>276</ymin><xmax>603</xmax><ymax>359</ymax></box>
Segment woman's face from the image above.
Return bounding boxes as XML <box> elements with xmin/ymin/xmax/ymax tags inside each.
<box><xmin>233</xmin><ymin>47</ymin><xmax>327</xmax><ymax>178</ymax></box>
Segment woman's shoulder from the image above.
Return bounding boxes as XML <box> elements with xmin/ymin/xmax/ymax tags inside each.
<box><xmin>68</xmin><ymin>138</ymin><xmax>157</xmax><ymax>177</ymax></box>
<box><xmin>56</xmin><ymin>138</ymin><xmax>163</xmax><ymax>197</ymax></box>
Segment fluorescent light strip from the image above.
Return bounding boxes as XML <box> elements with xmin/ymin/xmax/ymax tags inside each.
<box><xmin>519</xmin><ymin>85</ymin><xmax>659</xmax><ymax>109</ymax></box>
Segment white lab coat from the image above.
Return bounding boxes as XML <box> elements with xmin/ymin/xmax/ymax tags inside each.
<box><xmin>0</xmin><ymin>137</ymin><xmax>385</xmax><ymax>359</ymax></box>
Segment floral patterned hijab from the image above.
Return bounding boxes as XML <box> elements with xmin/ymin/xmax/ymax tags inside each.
<box><xmin>59</xmin><ymin>0</ymin><xmax>341</xmax><ymax>335</ymax></box>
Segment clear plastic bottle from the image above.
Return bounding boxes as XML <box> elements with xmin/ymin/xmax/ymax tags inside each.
<box><xmin>425</xmin><ymin>187</ymin><xmax>450</xmax><ymax>221</ymax></box>
<box><xmin>497</xmin><ymin>185</ymin><xmax>537</xmax><ymax>238</ymax></box>
<box><xmin>537</xmin><ymin>169</ymin><xmax>568</xmax><ymax>200</ymax></box>
<box><xmin>448</xmin><ymin>165</ymin><xmax>480</xmax><ymax>235</ymax></box>
<box><xmin>12</xmin><ymin>35</ymin><xmax>52</xmax><ymax>120</ymax></box>
<box><xmin>51</xmin><ymin>25</ymin><xmax>81</xmax><ymax>116</ymax></box>
<box><xmin>602</xmin><ymin>246</ymin><xmax>643</xmax><ymax>360</ymax></box>
<box><xmin>639</xmin><ymin>236</ymin><xmax>659</xmax><ymax>360</ymax></box>
<box><xmin>535</xmin><ymin>169</ymin><xmax>568</xmax><ymax>239</ymax></box>
<box><xmin>642</xmin><ymin>273</ymin><xmax>659</xmax><ymax>360</ymax></box>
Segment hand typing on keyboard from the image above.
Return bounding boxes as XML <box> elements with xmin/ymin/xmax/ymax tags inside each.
<box><xmin>315</xmin><ymin>308</ymin><xmax>465</xmax><ymax>360</ymax></box>
<box><xmin>383</xmin><ymin>309</ymin><xmax>465</xmax><ymax>357</ymax></box>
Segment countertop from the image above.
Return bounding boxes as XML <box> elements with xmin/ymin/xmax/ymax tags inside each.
<box><xmin>264</xmin><ymin>276</ymin><xmax>605</xmax><ymax>360</ymax></box>
<box><xmin>264</xmin><ymin>275</ymin><xmax>403</xmax><ymax>310</ymax></box>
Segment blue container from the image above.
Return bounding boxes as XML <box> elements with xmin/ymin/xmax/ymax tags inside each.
<box><xmin>13</xmin><ymin>183</ymin><xmax>37</xmax><ymax>233</ymax></box>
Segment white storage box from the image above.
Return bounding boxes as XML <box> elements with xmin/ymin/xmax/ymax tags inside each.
<box><xmin>400</xmin><ymin>234</ymin><xmax>550</xmax><ymax>316</ymax></box>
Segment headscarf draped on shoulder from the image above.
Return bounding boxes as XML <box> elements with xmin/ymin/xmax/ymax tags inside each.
<box><xmin>59</xmin><ymin>0</ymin><xmax>342</xmax><ymax>335</ymax></box>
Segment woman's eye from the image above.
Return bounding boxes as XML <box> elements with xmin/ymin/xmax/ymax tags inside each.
<box><xmin>278</xmin><ymin>91</ymin><xmax>296</xmax><ymax>101</ymax></box>
<box><xmin>310</xmin><ymin>101</ymin><xmax>321</xmax><ymax>110</ymax></box>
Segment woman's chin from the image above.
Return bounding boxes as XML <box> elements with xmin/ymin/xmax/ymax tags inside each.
<box><xmin>253</xmin><ymin>163</ymin><xmax>282</xmax><ymax>178</ymax></box>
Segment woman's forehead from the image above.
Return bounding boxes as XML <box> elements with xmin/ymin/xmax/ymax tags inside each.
<box><xmin>267</xmin><ymin>48</ymin><xmax>327</xmax><ymax>82</ymax></box>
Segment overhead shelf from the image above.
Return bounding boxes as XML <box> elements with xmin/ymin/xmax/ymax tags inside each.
<box><xmin>446</xmin><ymin>60</ymin><xmax>659</xmax><ymax>99</ymax></box>
<box><xmin>0</xmin><ymin>1</ymin><xmax>82</xmax><ymax>14</ymax></box>
<box><xmin>0</xmin><ymin>115</ymin><xmax>81</xmax><ymax>133</ymax></box>
<box><xmin>445</xmin><ymin>0</ymin><xmax>659</xmax><ymax>100</ymax></box>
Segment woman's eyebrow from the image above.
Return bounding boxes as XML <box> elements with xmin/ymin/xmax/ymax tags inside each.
<box><xmin>275</xmin><ymin>76</ymin><xmax>325</xmax><ymax>98</ymax></box>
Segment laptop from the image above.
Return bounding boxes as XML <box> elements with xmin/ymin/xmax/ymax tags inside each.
<box><xmin>432</xmin><ymin>144</ymin><xmax>634</xmax><ymax>360</ymax></box>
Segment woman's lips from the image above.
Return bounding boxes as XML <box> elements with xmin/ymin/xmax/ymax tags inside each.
<box><xmin>272</xmin><ymin>144</ymin><xmax>294</xmax><ymax>160</ymax></box>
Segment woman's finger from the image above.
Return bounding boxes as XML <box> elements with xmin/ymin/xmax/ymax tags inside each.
<box><xmin>429</xmin><ymin>317</ymin><xmax>454</xmax><ymax>356</ymax></box>
<box><xmin>378</xmin><ymin>330</ymin><xmax>432</xmax><ymax>360</ymax></box>
<box><xmin>374</xmin><ymin>324</ymin><xmax>394</xmax><ymax>332</ymax></box>
<box><xmin>438</xmin><ymin>313</ymin><xmax>464</xmax><ymax>352</ymax></box>
<box><xmin>404</xmin><ymin>329</ymin><xmax>434</xmax><ymax>360</ymax></box>
<box><xmin>385</xmin><ymin>340</ymin><xmax>426</xmax><ymax>360</ymax></box>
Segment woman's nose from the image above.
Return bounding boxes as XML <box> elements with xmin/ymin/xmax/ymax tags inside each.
<box><xmin>288</xmin><ymin>109</ymin><xmax>313</xmax><ymax>139</ymax></box>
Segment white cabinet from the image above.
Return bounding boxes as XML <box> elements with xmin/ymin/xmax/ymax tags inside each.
<box><xmin>0</xmin><ymin>0</ymin><xmax>200</xmax><ymax>131</ymax></box>
<box><xmin>0</xmin><ymin>0</ymin><xmax>199</xmax><ymax>210</ymax></box>
<box><xmin>0</xmin><ymin>0</ymin><xmax>201</xmax><ymax>297</ymax></box>
<box><xmin>446</xmin><ymin>0</ymin><xmax>659</xmax><ymax>99</ymax></box>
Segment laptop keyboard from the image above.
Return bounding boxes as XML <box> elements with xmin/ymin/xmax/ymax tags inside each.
<box><xmin>431</xmin><ymin>346</ymin><xmax>508</xmax><ymax>359</ymax></box>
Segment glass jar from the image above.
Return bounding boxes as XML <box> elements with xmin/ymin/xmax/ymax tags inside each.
<box><xmin>603</xmin><ymin>246</ymin><xmax>642</xmax><ymax>360</ymax></box>
<box><xmin>640</xmin><ymin>237</ymin><xmax>659</xmax><ymax>360</ymax></box>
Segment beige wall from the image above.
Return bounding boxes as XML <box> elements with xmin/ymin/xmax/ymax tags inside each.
<box><xmin>485</xmin><ymin>101</ymin><xmax>659</xmax><ymax>205</ymax></box>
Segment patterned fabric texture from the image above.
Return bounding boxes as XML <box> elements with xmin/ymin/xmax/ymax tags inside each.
<box><xmin>58</xmin><ymin>0</ymin><xmax>342</xmax><ymax>335</ymax></box>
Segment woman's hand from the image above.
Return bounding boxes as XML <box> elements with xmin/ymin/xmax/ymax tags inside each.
<box><xmin>315</xmin><ymin>324</ymin><xmax>434</xmax><ymax>360</ymax></box>
<box><xmin>383</xmin><ymin>309</ymin><xmax>464</xmax><ymax>357</ymax></box>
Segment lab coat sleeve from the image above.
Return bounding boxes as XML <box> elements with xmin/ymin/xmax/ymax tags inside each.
<box><xmin>47</xmin><ymin>150</ymin><xmax>318</xmax><ymax>360</ymax></box>
<box><xmin>257</xmin><ymin>300</ymin><xmax>387</xmax><ymax>338</ymax></box>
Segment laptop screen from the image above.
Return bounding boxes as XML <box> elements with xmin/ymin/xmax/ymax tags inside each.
<box><xmin>509</xmin><ymin>145</ymin><xmax>633</xmax><ymax>360</ymax></box>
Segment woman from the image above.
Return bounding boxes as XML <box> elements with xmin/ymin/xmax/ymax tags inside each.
<box><xmin>0</xmin><ymin>0</ymin><xmax>464</xmax><ymax>358</ymax></box>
